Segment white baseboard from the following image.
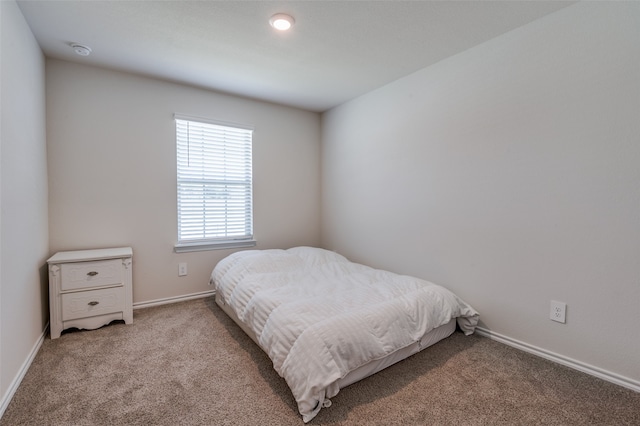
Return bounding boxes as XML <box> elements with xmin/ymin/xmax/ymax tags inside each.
<box><xmin>0</xmin><ymin>324</ymin><xmax>48</xmax><ymax>418</ymax></box>
<box><xmin>133</xmin><ymin>289</ymin><xmax>216</xmax><ymax>310</ymax></box>
<box><xmin>475</xmin><ymin>327</ymin><xmax>640</xmax><ymax>393</ymax></box>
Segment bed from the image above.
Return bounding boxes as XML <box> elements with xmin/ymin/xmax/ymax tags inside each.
<box><xmin>210</xmin><ymin>246</ymin><xmax>479</xmax><ymax>422</ymax></box>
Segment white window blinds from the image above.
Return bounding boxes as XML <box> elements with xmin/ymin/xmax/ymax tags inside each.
<box><xmin>175</xmin><ymin>116</ymin><xmax>254</xmax><ymax>250</ymax></box>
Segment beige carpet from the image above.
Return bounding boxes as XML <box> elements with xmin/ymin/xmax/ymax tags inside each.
<box><xmin>2</xmin><ymin>297</ymin><xmax>638</xmax><ymax>425</ymax></box>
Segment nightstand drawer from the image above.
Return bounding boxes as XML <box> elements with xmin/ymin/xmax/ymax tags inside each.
<box><xmin>61</xmin><ymin>286</ymin><xmax>125</xmax><ymax>321</ymax></box>
<box><xmin>60</xmin><ymin>259</ymin><xmax>123</xmax><ymax>291</ymax></box>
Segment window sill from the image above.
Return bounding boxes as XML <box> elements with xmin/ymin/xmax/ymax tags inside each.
<box><xmin>174</xmin><ymin>240</ymin><xmax>257</xmax><ymax>253</ymax></box>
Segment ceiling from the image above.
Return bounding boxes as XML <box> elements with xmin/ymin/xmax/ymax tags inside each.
<box><xmin>17</xmin><ymin>1</ymin><xmax>574</xmax><ymax>112</ymax></box>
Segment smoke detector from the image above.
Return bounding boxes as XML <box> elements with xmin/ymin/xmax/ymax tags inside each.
<box><xmin>71</xmin><ymin>43</ymin><xmax>92</xmax><ymax>56</ymax></box>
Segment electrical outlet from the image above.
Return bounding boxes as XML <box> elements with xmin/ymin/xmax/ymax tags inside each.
<box><xmin>178</xmin><ymin>263</ymin><xmax>187</xmax><ymax>277</ymax></box>
<box><xmin>550</xmin><ymin>300</ymin><xmax>566</xmax><ymax>323</ymax></box>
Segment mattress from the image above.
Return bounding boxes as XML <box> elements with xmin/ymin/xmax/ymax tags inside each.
<box><xmin>211</xmin><ymin>246</ymin><xmax>479</xmax><ymax>422</ymax></box>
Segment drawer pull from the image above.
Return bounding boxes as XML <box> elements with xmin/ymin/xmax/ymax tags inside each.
<box><xmin>88</xmin><ymin>301</ymin><xmax>99</xmax><ymax>306</ymax></box>
<box><xmin>87</xmin><ymin>271</ymin><xmax>99</xmax><ymax>277</ymax></box>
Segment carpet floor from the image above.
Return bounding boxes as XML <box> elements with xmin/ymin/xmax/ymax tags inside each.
<box><xmin>1</xmin><ymin>297</ymin><xmax>638</xmax><ymax>425</ymax></box>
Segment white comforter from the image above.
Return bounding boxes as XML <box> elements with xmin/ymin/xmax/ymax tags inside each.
<box><xmin>212</xmin><ymin>247</ymin><xmax>479</xmax><ymax>422</ymax></box>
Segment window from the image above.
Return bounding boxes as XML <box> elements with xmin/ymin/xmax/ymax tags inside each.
<box><xmin>174</xmin><ymin>114</ymin><xmax>255</xmax><ymax>252</ymax></box>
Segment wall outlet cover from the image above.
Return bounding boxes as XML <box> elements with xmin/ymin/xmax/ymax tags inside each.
<box><xmin>550</xmin><ymin>300</ymin><xmax>566</xmax><ymax>323</ymax></box>
<box><xmin>178</xmin><ymin>262</ymin><xmax>187</xmax><ymax>276</ymax></box>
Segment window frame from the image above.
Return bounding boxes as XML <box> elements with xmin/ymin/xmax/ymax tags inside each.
<box><xmin>173</xmin><ymin>114</ymin><xmax>256</xmax><ymax>253</ymax></box>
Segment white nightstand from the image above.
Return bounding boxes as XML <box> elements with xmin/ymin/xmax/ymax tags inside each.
<box><xmin>47</xmin><ymin>247</ymin><xmax>133</xmax><ymax>339</ymax></box>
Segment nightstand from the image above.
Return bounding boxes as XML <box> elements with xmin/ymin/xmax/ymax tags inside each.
<box><xmin>47</xmin><ymin>247</ymin><xmax>133</xmax><ymax>339</ymax></box>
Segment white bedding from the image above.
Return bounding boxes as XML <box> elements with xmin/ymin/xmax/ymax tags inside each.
<box><xmin>211</xmin><ymin>247</ymin><xmax>479</xmax><ymax>422</ymax></box>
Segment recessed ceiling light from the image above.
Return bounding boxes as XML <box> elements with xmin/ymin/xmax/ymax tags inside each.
<box><xmin>71</xmin><ymin>43</ymin><xmax>92</xmax><ymax>56</ymax></box>
<box><xmin>269</xmin><ymin>13</ymin><xmax>294</xmax><ymax>31</ymax></box>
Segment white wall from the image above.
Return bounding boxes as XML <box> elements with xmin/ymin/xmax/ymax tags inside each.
<box><xmin>46</xmin><ymin>60</ymin><xmax>321</xmax><ymax>305</ymax></box>
<box><xmin>0</xmin><ymin>0</ymin><xmax>49</xmax><ymax>411</ymax></box>
<box><xmin>322</xmin><ymin>2</ymin><xmax>640</xmax><ymax>385</ymax></box>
